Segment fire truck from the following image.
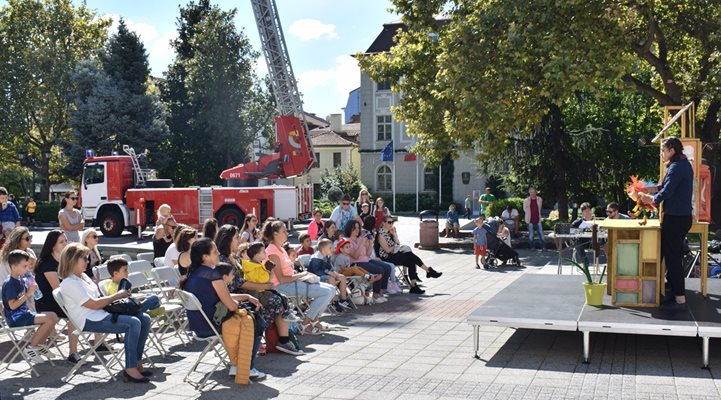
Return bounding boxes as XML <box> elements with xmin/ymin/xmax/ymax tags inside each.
<box><xmin>79</xmin><ymin>0</ymin><xmax>316</xmax><ymax>237</ymax></box>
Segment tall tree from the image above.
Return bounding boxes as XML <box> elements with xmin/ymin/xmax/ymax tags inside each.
<box><xmin>65</xmin><ymin>19</ymin><xmax>170</xmax><ymax>179</ymax></box>
<box><xmin>359</xmin><ymin>0</ymin><xmax>721</xmax><ymax>221</ymax></box>
<box><xmin>161</xmin><ymin>1</ymin><xmax>273</xmax><ymax>186</ymax></box>
<box><xmin>0</xmin><ymin>0</ymin><xmax>108</xmax><ymax>199</ymax></box>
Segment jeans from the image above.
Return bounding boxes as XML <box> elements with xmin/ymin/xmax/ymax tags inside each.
<box><xmin>357</xmin><ymin>260</ymin><xmax>391</xmax><ymax>292</ymax></box>
<box><xmin>140</xmin><ymin>295</ymin><xmax>161</xmax><ymax>313</ymax></box>
<box><xmin>84</xmin><ymin>313</ymin><xmax>151</xmax><ymax>369</ymax></box>
<box><xmin>527</xmin><ymin>223</ymin><xmax>545</xmax><ymax>249</ymax></box>
<box><xmin>250</xmin><ymin>315</ymin><xmax>266</xmax><ymax>369</ymax></box>
<box><xmin>276</xmin><ymin>281</ymin><xmax>335</xmax><ymax>320</ymax></box>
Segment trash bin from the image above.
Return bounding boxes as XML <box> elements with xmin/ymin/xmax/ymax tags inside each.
<box><xmin>419</xmin><ymin>210</ymin><xmax>439</xmax><ymax>248</ymax></box>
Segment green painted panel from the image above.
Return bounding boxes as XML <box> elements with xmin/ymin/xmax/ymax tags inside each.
<box><xmin>616</xmin><ymin>243</ymin><xmax>639</xmax><ymax>276</ymax></box>
<box><xmin>616</xmin><ymin>293</ymin><xmax>638</xmax><ymax>303</ymax></box>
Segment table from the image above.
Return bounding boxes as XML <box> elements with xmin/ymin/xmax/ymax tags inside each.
<box><xmin>549</xmin><ymin>229</ymin><xmax>607</xmax><ymax>275</ymax></box>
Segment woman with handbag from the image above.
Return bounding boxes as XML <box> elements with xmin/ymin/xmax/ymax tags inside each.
<box><xmin>377</xmin><ymin>216</ymin><xmax>442</xmax><ymax>294</ymax></box>
<box><xmin>58</xmin><ymin>243</ymin><xmax>152</xmax><ymax>383</ymax></box>
<box><xmin>264</xmin><ymin>220</ymin><xmax>335</xmax><ymax>336</ymax></box>
<box><xmin>180</xmin><ymin>238</ymin><xmax>265</xmax><ymax>379</ymax></box>
<box><xmin>343</xmin><ymin>221</ymin><xmax>391</xmax><ymax>302</ymax></box>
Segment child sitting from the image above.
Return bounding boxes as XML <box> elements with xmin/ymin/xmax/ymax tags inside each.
<box><xmin>283</xmin><ymin>243</ymin><xmax>303</xmax><ymax>272</ymax></box>
<box><xmin>472</xmin><ymin>216</ymin><xmax>487</xmax><ymax>269</ymax></box>
<box><xmin>308</xmin><ymin>239</ymin><xmax>352</xmax><ymax>312</ymax></box>
<box><xmin>101</xmin><ymin>258</ymin><xmax>164</xmax><ymax>317</ymax></box>
<box><xmin>333</xmin><ymin>239</ymin><xmax>382</xmax><ymax>283</ymax></box>
<box><xmin>296</xmin><ymin>233</ymin><xmax>314</xmax><ymax>256</ymax></box>
<box><xmin>1</xmin><ymin>250</ymin><xmax>59</xmax><ymax>362</ymax></box>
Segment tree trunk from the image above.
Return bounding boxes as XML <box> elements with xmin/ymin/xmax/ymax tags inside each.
<box><xmin>547</xmin><ymin>104</ymin><xmax>570</xmax><ymax>221</ymax></box>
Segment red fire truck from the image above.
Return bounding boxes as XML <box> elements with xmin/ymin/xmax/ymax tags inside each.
<box><xmin>80</xmin><ymin>146</ymin><xmax>313</xmax><ymax>237</ymax></box>
<box><xmin>80</xmin><ymin>0</ymin><xmax>317</xmax><ymax>237</ymax></box>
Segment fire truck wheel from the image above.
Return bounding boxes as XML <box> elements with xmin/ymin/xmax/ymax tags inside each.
<box><xmin>98</xmin><ymin>209</ymin><xmax>125</xmax><ymax>237</ymax></box>
<box><xmin>217</xmin><ymin>208</ymin><xmax>244</xmax><ymax>227</ymax></box>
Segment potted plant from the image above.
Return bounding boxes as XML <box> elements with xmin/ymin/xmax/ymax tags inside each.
<box><xmin>567</xmin><ymin>257</ymin><xmax>607</xmax><ymax>306</ymax></box>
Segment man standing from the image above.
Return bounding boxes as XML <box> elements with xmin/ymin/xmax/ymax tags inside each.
<box><xmin>479</xmin><ymin>187</ymin><xmax>496</xmax><ymax>216</ymax></box>
<box><xmin>26</xmin><ymin>198</ymin><xmax>36</xmax><ymax>228</ymax></box>
<box><xmin>523</xmin><ymin>186</ymin><xmax>545</xmax><ymax>250</ymax></box>
<box><xmin>0</xmin><ymin>187</ymin><xmax>22</xmax><ymax>235</ymax></box>
<box><xmin>464</xmin><ymin>195</ymin><xmax>472</xmax><ymax>219</ymax></box>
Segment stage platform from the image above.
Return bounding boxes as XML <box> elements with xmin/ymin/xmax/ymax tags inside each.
<box><xmin>467</xmin><ymin>274</ymin><xmax>721</xmax><ymax>368</ymax></box>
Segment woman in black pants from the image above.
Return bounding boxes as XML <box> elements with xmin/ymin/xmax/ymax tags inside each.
<box><xmin>639</xmin><ymin>137</ymin><xmax>693</xmax><ymax>311</ymax></box>
<box><xmin>376</xmin><ymin>216</ymin><xmax>442</xmax><ymax>294</ymax></box>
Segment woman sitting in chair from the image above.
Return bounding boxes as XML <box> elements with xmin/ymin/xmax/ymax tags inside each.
<box><xmin>58</xmin><ymin>243</ymin><xmax>152</xmax><ymax>383</ymax></box>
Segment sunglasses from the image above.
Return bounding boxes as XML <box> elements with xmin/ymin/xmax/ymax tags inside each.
<box><xmin>89</xmin><ymin>234</ymin><xmax>98</xmax><ymax>239</ymax></box>
<box><xmin>22</xmin><ymin>235</ymin><xmax>32</xmax><ymax>241</ymax></box>
<box><xmin>342</xmin><ymin>202</ymin><xmax>350</xmax><ymax>205</ymax></box>
<box><xmin>385</xmin><ymin>220</ymin><xmax>394</xmax><ymax>224</ymax></box>
<box><xmin>605</xmin><ymin>210</ymin><xmax>615</xmax><ymax>214</ymax></box>
<box><xmin>70</xmin><ymin>197</ymin><xmax>78</xmax><ymax>200</ymax></box>
<box><xmin>84</xmin><ymin>255</ymin><xmax>91</xmax><ymax>263</ymax></box>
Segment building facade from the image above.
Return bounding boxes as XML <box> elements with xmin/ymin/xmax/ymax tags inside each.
<box><xmin>357</xmin><ymin>21</ymin><xmax>486</xmax><ymax>211</ymax></box>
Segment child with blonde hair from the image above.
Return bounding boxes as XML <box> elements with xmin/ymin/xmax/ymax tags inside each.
<box><xmin>156</xmin><ymin>204</ymin><xmax>172</xmax><ymax>225</ymax></box>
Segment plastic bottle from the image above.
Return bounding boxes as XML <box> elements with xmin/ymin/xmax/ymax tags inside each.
<box><xmin>24</xmin><ymin>273</ymin><xmax>43</xmax><ymax>301</ymax></box>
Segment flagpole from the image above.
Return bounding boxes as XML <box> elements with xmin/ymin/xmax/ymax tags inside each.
<box><xmin>392</xmin><ymin>149</ymin><xmax>396</xmax><ymax>214</ymax></box>
<box><xmin>415</xmin><ymin>155</ymin><xmax>419</xmax><ymax>213</ymax></box>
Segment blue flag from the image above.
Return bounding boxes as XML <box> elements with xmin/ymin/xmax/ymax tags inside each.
<box><xmin>380</xmin><ymin>140</ymin><xmax>394</xmax><ymax>161</ymax></box>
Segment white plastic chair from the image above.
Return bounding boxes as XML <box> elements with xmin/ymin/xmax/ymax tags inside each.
<box><xmin>154</xmin><ymin>257</ymin><xmax>165</xmax><ymax>268</ymax></box>
<box><xmin>111</xmin><ymin>254</ymin><xmax>133</xmax><ymax>263</ymax></box>
<box><xmin>0</xmin><ymin>287</ymin><xmax>50</xmax><ymax>376</ymax></box>
<box><xmin>52</xmin><ymin>288</ymin><xmax>123</xmax><ymax>382</ymax></box>
<box><xmin>176</xmin><ymin>290</ymin><xmax>230</xmax><ymax>390</ymax></box>
<box><xmin>136</xmin><ymin>252</ymin><xmax>155</xmax><ymax>264</ymax></box>
<box><xmin>95</xmin><ymin>264</ymin><xmax>111</xmax><ymax>281</ymax></box>
<box><xmin>128</xmin><ymin>260</ymin><xmax>154</xmax><ymax>280</ymax></box>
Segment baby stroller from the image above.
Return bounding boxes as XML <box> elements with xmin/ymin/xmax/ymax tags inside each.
<box><xmin>482</xmin><ymin>218</ymin><xmax>521</xmax><ymax>269</ymax></box>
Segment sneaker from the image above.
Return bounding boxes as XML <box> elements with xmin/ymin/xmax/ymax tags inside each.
<box><xmin>275</xmin><ymin>341</ymin><xmax>304</xmax><ymax>356</ymax></box>
<box><xmin>339</xmin><ymin>300</ymin><xmax>353</xmax><ymax>309</ymax></box>
<box><xmin>23</xmin><ymin>346</ymin><xmax>45</xmax><ymax>363</ymax></box>
<box><xmin>67</xmin><ymin>352</ymin><xmax>82</xmax><ymax>364</ymax></box>
<box><xmin>249</xmin><ymin>368</ymin><xmax>266</xmax><ymax>379</ymax></box>
<box><xmin>37</xmin><ymin>346</ymin><xmax>57</xmax><ymax>358</ymax></box>
<box><xmin>333</xmin><ymin>302</ymin><xmax>345</xmax><ymax>313</ymax></box>
<box><xmin>228</xmin><ymin>366</ymin><xmax>237</xmax><ymax>376</ymax></box>
<box><xmin>409</xmin><ymin>285</ymin><xmax>425</xmax><ymax>294</ymax></box>
<box><xmin>373</xmin><ymin>296</ymin><xmax>388</xmax><ymax>304</ymax></box>
<box><xmin>426</xmin><ymin>267</ymin><xmax>442</xmax><ymax>278</ymax></box>
<box><xmin>147</xmin><ymin>306</ymin><xmax>166</xmax><ymax>318</ymax></box>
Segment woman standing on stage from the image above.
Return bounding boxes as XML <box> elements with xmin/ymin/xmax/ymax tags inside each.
<box><xmin>639</xmin><ymin>137</ymin><xmax>693</xmax><ymax>311</ymax></box>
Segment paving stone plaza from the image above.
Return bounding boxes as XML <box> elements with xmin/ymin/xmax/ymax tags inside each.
<box><xmin>2</xmin><ymin>217</ymin><xmax>721</xmax><ymax>400</ymax></box>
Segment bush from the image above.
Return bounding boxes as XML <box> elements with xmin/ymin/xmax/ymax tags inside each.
<box><xmin>313</xmin><ymin>199</ymin><xmax>335</xmax><ymax>218</ymax></box>
<box><xmin>486</xmin><ymin>197</ymin><xmax>524</xmax><ymax>220</ymax></box>
<box><xmin>327</xmin><ymin>186</ymin><xmax>343</xmax><ymax>203</ymax></box>
<box><xmin>34</xmin><ymin>201</ymin><xmax>61</xmax><ymax>223</ymax></box>
<box><xmin>319</xmin><ymin>165</ymin><xmax>364</xmax><ymax>200</ymax></box>
<box><xmin>390</xmin><ymin>193</ymin><xmax>437</xmax><ymax>212</ymax></box>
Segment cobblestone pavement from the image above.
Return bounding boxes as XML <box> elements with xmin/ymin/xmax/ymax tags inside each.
<box><xmin>2</xmin><ymin>217</ymin><xmax>721</xmax><ymax>399</ymax></box>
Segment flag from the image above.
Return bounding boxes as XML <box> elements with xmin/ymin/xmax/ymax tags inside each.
<box><xmin>380</xmin><ymin>140</ymin><xmax>394</xmax><ymax>161</ymax></box>
<box><xmin>404</xmin><ymin>153</ymin><xmax>417</xmax><ymax>162</ymax></box>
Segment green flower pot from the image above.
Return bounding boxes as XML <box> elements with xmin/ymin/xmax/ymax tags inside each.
<box><xmin>583</xmin><ymin>282</ymin><xmax>607</xmax><ymax>306</ymax></box>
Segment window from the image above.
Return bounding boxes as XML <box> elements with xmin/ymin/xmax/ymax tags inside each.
<box><xmin>376</xmin><ymin>115</ymin><xmax>392</xmax><ymax>141</ymax></box>
<box><xmin>333</xmin><ymin>152</ymin><xmax>342</xmax><ymax>168</ymax></box>
<box><xmin>377</xmin><ymin>165</ymin><xmax>392</xmax><ymax>192</ymax></box>
<box><xmin>423</xmin><ymin>167</ymin><xmax>436</xmax><ymax>191</ymax></box>
<box><xmin>83</xmin><ymin>163</ymin><xmax>105</xmax><ymax>185</ymax></box>
<box><xmin>376</xmin><ymin>80</ymin><xmax>391</xmax><ymax>91</ymax></box>
<box><xmin>315</xmin><ymin>152</ymin><xmax>320</xmax><ymax>167</ymax></box>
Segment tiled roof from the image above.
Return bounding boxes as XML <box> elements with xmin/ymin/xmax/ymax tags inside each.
<box><xmin>341</xmin><ymin>123</ymin><xmax>360</xmax><ymax>137</ymax></box>
<box><xmin>362</xmin><ymin>17</ymin><xmax>451</xmax><ymax>54</ymax></box>
<box><xmin>303</xmin><ymin>112</ymin><xmax>330</xmax><ymax>130</ymax></box>
<box><xmin>310</xmin><ymin>129</ymin><xmax>358</xmax><ymax>147</ymax></box>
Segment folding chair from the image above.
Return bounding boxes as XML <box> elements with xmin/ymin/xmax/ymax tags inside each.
<box><xmin>154</xmin><ymin>257</ymin><xmax>165</xmax><ymax>268</ymax></box>
<box><xmin>136</xmin><ymin>252</ymin><xmax>155</xmax><ymax>264</ymax></box>
<box><xmin>52</xmin><ymin>288</ymin><xmax>123</xmax><ymax>382</ymax></box>
<box><xmin>128</xmin><ymin>260</ymin><xmax>154</xmax><ymax>281</ymax></box>
<box><xmin>130</xmin><ymin>271</ymin><xmax>187</xmax><ymax>346</ymax></box>
<box><xmin>176</xmin><ymin>290</ymin><xmax>230</xmax><ymax>390</ymax></box>
<box><xmin>151</xmin><ymin>266</ymin><xmax>182</xmax><ymax>303</ymax></box>
<box><xmin>0</xmin><ymin>289</ymin><xmax>51</xmax><ymax>376</ymax></box>
<box><xmin>114</xmin><ymin>254</ymin><xmax>133</xmax><ymax>262</ymax></box>
<box><xmin>95</xmin><ymin>264</ymin><xmax>111</xmax><ymax>281</ymax></box>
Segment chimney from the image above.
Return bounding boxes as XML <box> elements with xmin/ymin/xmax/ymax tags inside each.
<box><xmin>329</xmin><ymin>114</ymin><xmax>342</xmax><ymax>132</ymax></box>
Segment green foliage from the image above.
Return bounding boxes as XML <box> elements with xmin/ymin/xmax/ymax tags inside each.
<box><xmin>64</xmin><ymin>19</ymin><xmax>170</xmax><ymax>179</ymax></box>
<box><xmin>319</xmin><ymin>164</ymin><xmax>364</xmax><ymax>201</ymax></box>
<box><xmin>0</xmin><ymin>0</ymin><xmax>109</xmax><ymax>197</ymax></box>
<box><xmin>33</xmin><ymin>202</ymin><xmax>62</xmax><ymax>223</ymax></box>
<box><xmin>160</xmin><ymin>1</ymin><xmax>273</xmax><ymax>186</ymax></box>
<box><xmin>313</xmin><ymin>199</ymin><xmax>335</xmax><ymax>218</ymax></box>
<box><xmin>390</xmin><ymin>193</ymin><xmax>437</xmax><ymax>212</ymax></box>
<box><xmin>486</xmin><ymin>197</ymin><xmax>524</xmax><ymax>220</ymax></box>
<box><xmin>326</xmin><ymin>187</ymin><xmax>343</xmax><ymax>203</ymax></box>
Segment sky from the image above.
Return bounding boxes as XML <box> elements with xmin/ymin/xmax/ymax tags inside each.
<box><xmin>77</xmin><ymin>0</ymin><xmax>399</xmax><ymax>120</ymax></box>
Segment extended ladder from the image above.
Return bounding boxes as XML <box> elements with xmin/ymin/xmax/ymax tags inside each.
<box><xmin>122</xmin><ymin>145</ymin><xmax>147</xmax><ymax>187</ymax></box>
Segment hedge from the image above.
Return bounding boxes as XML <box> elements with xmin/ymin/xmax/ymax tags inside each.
<box><xmin>486</xmin><ymin>197</ymin><xmax>524</xmax><ymax>220</ymax></box>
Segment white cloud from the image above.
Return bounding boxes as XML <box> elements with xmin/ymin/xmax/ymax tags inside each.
<box><xmin>102</xmin><ymin>14</ymin><xmax>176</xmax><ymax>75</ymax></box>
<box><xmin>288</xmin><ymin>19</ymin><xmax>339</xmax><ymax>41</ymax></box>
<box><xmin>297</xmin><ymin>55</ymin><xmax>359</xmax><ymax>97</ymax></box>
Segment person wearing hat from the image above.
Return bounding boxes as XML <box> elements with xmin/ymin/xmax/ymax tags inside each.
<box><xmin>333</xmin><ymin>238</ymin><xmax>384</xmax><ymax>298</ymax></box>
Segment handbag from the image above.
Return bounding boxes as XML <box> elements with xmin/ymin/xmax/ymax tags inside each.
<box><xmin>298</xmin><ymin>273</ymin><xmax>320</xmax><ymax>284</ymax></box>
<box><xmin>104</xmin><ymin>297</ymin><xmax>142</xmax><ymax>323</ymax></box>
<box><xmin>394</xmin><ymin>244</ymin><xmax>412</xmax><ymax>253</ymax></box>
